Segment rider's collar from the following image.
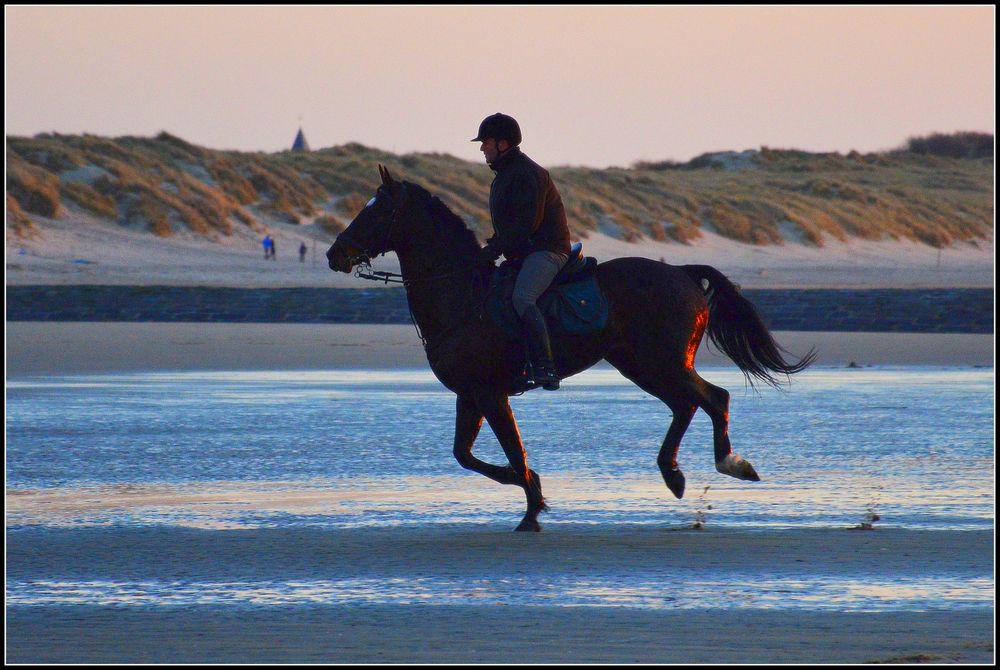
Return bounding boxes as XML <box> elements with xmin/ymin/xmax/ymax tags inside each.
<box><xmin>488</xmin><ymin>145</ymin><xmax>522</xmax><ymax>172</ymax></box>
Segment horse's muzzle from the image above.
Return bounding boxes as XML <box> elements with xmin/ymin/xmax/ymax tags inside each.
<box><xmin>326</xmin><ymin>240</ymin><xmax>359</xmax><ymax>273</ymax></box>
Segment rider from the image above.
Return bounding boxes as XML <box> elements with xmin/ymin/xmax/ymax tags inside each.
<box><xmin>472</xmin><ymin>113</ymin><xmax>571</xmax><ymax>391</ymax></box>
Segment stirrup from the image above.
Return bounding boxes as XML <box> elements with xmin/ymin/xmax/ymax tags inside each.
<box><xmin>530</xmin><ymin>362</ymin><xmax>561</xmax><ymax>391</ymax></box>
<box><xmin>510</xmin><ymin>371</ymin><xmax>539</xmax><ymax>395</ymax></box>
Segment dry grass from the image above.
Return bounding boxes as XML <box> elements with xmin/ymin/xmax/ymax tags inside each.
<box><xmin>5</xmin><ymin>132</ymin><xmax>993</xmax><ymax>250</ymax></box>
<box><xmin>7</xmin><ymin>154</ymin><xmax>61</xmax><ymax>218</ymax></box>
<box><xmin>7</xmin><ymin>193</ymin><xmax>34</xmax><ymax>235</ymax></box>
<box><xmin>59</xmin><ymin>181</ymin><xmax>118</xmax><ymax>219</ymax></box>
<box><xmin>612</xmin><ymin>148</ymin><xmax>992</xmax><ymax>247</ymax></box>
<box><xmin>314</xmin><ymin>213</ymin><xmax>345</xmax><ymax>236</ymax></box>
<box><xmin>903</xmin><ymin>131</ymin><xmax>993</xmax><ymax>159</ymax></box>
<box><xmin>124</xmin><ymin>192</ymin><xmax>172</xmax><ymax>237</ymax></box>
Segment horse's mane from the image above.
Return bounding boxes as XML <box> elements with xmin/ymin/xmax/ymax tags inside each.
<box><xmin>404</xmin><ymin>181</ymin><xmax>482</xmax><ymax>256</ymax></box>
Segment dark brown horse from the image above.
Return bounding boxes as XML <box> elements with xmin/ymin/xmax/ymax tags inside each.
<box><xmin>327</xmin><ymin>165</ymin><xmax>815</xmax><ymax>531</ymax></box>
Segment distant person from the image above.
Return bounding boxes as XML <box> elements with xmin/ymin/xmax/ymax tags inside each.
<box><xmin>269</xmin><ymin>237</ymin><xmax>277</xmax><ymax>260</ymax></box>
<box><xmin>262</xmin><ymin>235</ymin><xmax>272</xmax><ymax>260</ymax></box>
<box><xmin>472</xmin><ymin>112</ymin><xmax>570</xmax><ymax>391</ymax></box>
<box><xmin>299</xmin><ymin>242</ymin><xmax>308</xmax><ymax>263</ymax></box>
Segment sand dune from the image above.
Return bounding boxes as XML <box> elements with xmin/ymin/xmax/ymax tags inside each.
<box><xmin>5</xmin><ymin>208</ymin><xmax>993</xmax><ymax>289</ymax></box>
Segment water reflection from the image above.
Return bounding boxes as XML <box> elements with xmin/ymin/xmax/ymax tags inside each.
<box><xmin>6</xmin><ymin>367</ymin><xmax>994</xmax><ymax>531</ymax></box>
<box><xmin>6</xmin><ymin>472</ymin><xmax>994</xmax><ymax>531</ymax></box>
<box><xmin>7</xmin><ymin>575</ymin><xmax>992</xmax><ymax>611</ymax></box>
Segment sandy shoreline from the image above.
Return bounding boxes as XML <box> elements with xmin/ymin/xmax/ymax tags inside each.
<box><xmin>6</xmin><ymin>525</ymin><xmax>994</xmax><ymax>663</ymax></box>
<box><xmin>7</xmin><ymin>321</ymin><xmax>995</xmax><ymax>664</ymax></box>
<box><xmin>6</xmin><ymin>320</ymin><xmax>995</xmax><ymax>664</ymax></box>
<box><xmin>5</xmin><ymin>322</ymin><xmax>994</xmax><ymax>376</ymax></box>
<box><xmin>7</xmin><ymin>603</ymin><xmax>993</xmax><ymax>664</ymax></box>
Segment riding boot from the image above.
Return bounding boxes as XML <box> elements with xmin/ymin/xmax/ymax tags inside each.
<box><xmin>520</xmin><ymin>304</ymin><xmax>560</xmax><ymax>391</ymax></box>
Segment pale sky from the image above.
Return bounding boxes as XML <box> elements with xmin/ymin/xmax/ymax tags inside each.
<box><xmin>5</xmin><ymin>5</ymin><xmax>995</xmax><ymax>168</ymax></box>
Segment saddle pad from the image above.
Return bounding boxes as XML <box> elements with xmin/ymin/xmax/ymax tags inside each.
<box><xmin>484</xmin><ymin>260</ymin><xmax>609</xmax><ymax>339</ymax></box>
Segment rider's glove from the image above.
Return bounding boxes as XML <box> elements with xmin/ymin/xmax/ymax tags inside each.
<box><xmin>477</xmin><ymin>243</ymin><xmax>500</xmax><ymax>266</ymax></box>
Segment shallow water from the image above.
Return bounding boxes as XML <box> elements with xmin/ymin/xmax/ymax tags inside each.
<box><xmin>6</xmin><ymin>365</ymin><xmax>995</xmax><ymax>611</ymax></box>
<box><xmin>7</xmin><ymin>365</ymin><xmax>994</xmax><ymax>530</ymax></box>
<box><xmin>7</xmin><ymin>575</ymin><xmax>992</xmax><ymax>611</ymax></box>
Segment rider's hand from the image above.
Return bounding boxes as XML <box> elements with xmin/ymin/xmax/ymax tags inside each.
<box><xmin>477</xmin><ymin>244</ymin><xmax>499</xmax><ymax>266</ymax></box>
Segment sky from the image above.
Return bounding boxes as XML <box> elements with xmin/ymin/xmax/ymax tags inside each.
<box><xmin>5</xmin><ymin>5</ymin><xmax>995</xmax><ymax>168</ymax></box>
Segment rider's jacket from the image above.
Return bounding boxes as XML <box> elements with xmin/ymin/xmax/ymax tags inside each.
<box><xmin>484</xmin><ymin>147</ymin><xmax>571</xmax><ymax>262</ymax></box>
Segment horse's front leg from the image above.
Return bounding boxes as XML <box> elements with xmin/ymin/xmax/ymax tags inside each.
<box><xmin>474</xmin><ymin>392</ymin><xmax>547</xmax><ymax>532</ymax></box>
<box><xmin>452</xmin><ymin>394</ymin><xmax>520</xmax><ymax>486</ymax></box>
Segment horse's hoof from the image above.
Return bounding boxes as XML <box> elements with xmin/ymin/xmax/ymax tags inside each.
<box><xmin>715</xmin><ymin>453</ymin><xmax>761</xmax><ymax>481</ymax></box>
<box><xmin>662</xmin><ymin>468</ymin><xmax>686</xmax><ymax>499</ymax></box>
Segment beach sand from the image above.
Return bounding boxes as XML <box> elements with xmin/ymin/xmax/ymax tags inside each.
<box><xmin>5</xmin><ymin>218</ymin><xmax>995</xmax><ymax>664</ymax></box>
<box><xmin>6</xmin><ymin>605</ymin><xmax>994</xmax><ymax>664</ymax></box>
<box><xmin>6</xmin><ymin>322</ymin><xmax>995</xmax><ymax>663</ymax></box>
<box><xmin>5</xmin><ymin>209</ymin><xmax>994</xmax><ymax>290</ymax></box>
<box><xmin>5</xmin><ymin>525</ymin><xmax>994</xmax><ymax>664</ymax></box>
<box><xmin>6</xmin><ymin>322</ymin><xmax>994</xmax><ymax>376</ymax></box>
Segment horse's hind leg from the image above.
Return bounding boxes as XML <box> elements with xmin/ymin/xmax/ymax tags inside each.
<box><xmin>603</xmin><ymin>358</ymin><xmax>697</xmax><ymax>499</ymax></box>
<box><xmin>658</xmin><ymin>402</ymin><xmax>697</xmax><ymax>499</ymax></box>
<box><xmin>608</xmin><ymin>355</ymin><xmax>759</xmax><ymax>493</ymax></box>
<box><xmin>454</xmin><ymin>392</ymin><xmax>546</xmax><ymax>532</ymax></box>
<box><xmin>684</xmin><ymin>372</ymin><xmax>760</xmax><ymax>482</ymax></box>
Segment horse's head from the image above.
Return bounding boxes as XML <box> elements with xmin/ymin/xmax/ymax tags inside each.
<box><xmin>327</xmin><ymin>164</ymin><xmax>408</xmax><ymax>273</ymax></box>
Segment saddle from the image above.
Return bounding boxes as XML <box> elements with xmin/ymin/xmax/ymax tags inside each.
<box><xmin>483</xmin><ymin>243</ymin><xmax>609</xmax><ymax>339</ymax></box>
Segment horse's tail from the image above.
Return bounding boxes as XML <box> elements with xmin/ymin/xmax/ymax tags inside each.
<box><xmin>682</xmin><ymin>264</ymin><xmax>817</xmax><ymax>389</ymax></box>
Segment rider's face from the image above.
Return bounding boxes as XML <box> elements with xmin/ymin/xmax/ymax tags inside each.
<box><xmin>480</xmin><ymin>138</ymin><xmax>509</xmax><ymax>164</ymax></box>
<box><xmin>480</xmin><ymin>138</ymin><xmax>499</xmax><ymax>164</ymax></box>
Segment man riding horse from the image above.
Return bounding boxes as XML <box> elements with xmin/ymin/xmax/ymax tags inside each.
<box><xmin>326</xmin><ymin>122</ymin><xmax>815</xmax><ymax>531</ymax></box>
<box><xmin>473</xmin><ymin>113</ymin><xmax>571</xmax><ymax>391</ymax></box>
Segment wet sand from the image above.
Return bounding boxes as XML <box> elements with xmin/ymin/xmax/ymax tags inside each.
<box><xmin>7</xmin><ymin>604</ymin><xmax>993</xmax><ymax>664</ymax></box>
<box><xmin>5</xmin><ymin>525</ymin><xmax>994</xmax><ymax>664</ymax></box>
<box><xmin>6</xmin><ymin>321</ymin><xmax>994</xmax><ymax>376</ymax></box>
<box><xmin>6</xmin><ymin>322</ymin><xmax>994</xmax><ymax>663</ymax></box>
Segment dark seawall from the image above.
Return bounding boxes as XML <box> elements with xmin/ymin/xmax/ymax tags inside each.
<box><xmin>5</xmin><ymin>286</ymin><xmax>994</xmax><ymax>334</ymax></box>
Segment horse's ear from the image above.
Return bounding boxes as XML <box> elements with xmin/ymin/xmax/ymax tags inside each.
<box><xmin>381</xmin><ymin>165</ymin><xmax>402</xmax><ymax>198</ymax></box>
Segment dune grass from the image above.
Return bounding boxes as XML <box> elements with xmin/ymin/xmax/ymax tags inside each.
<box><xmin>6</xmin><ymin>193</ymin><xmax>34</xmax><ymax>236</ymax></box>
<box><xmin>6</xmin><ymin>131</ymin><xmax>993</xmax><ymax>249</ymax></box>
<box><xmin>7</xmin><ymin>153</ymin><xmax>61</xmax><ymax>218</ymax></box>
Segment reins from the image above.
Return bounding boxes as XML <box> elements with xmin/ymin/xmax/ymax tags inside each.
<box><xmin>353</xmin><ymin>259</ymin><xmax>480</xmax><ymax>287</ymax></box>
<box><xmin>340</xmin><ymin>181</ymin><xmax>489</xmax><ymax>351</ymax></box>
<box><xmin>354</xmin><ymin>264</ymin><xmax>405</xmax><ymax>284</ymax></box>
<box><xmin>353</xmin><ymin>258</ymin><xmax>487</xmax><ymax>351</ymax></box>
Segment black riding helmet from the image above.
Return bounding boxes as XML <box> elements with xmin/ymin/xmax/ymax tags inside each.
<box><xmin>471</xmin><ymin>113</ymin><xmax>522</xmax><ymax>146</ymax></box>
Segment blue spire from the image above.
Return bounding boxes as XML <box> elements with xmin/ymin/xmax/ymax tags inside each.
<box><xmin>292</xmin><ymin>127</ymin><xmax>310</xmax><ymax>152</ymax></box>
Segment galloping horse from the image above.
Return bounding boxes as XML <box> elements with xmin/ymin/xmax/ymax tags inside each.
<box><xmin>327</xmin><ymin>165</ymin><xmax>815</xmax><ymax>531</ymax></box>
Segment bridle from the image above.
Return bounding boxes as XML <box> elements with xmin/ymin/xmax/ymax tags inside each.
<box><xmin>339</xmin><ymin>183</ymin><xmax>482</xmax><ymax>288</ymax></box>
<box><xmin>335</xmin><ymin>182</ymin><xmax>489</xmax><ymax>351</ymax></box>
<box><xmin>335</xmin><ymin>184</ymin><xmax>403</xmax><ymax>270</ymax></box>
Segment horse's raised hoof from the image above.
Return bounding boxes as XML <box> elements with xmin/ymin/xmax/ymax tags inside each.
<box><xmin>662</xmin><ymin>468</ymin><xmax>686</xmax><ymax>499</ymax></box>
<box><xmin>715</xmin><ymin>453</ymin><xmax>760</xmax><ymax>481</ymax></box>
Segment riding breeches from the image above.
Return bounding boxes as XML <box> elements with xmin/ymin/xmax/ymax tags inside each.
<box><xmin>512</xmin><ymin>250</ymin><xmax>569</xmax><ymax>318</ymax></box>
